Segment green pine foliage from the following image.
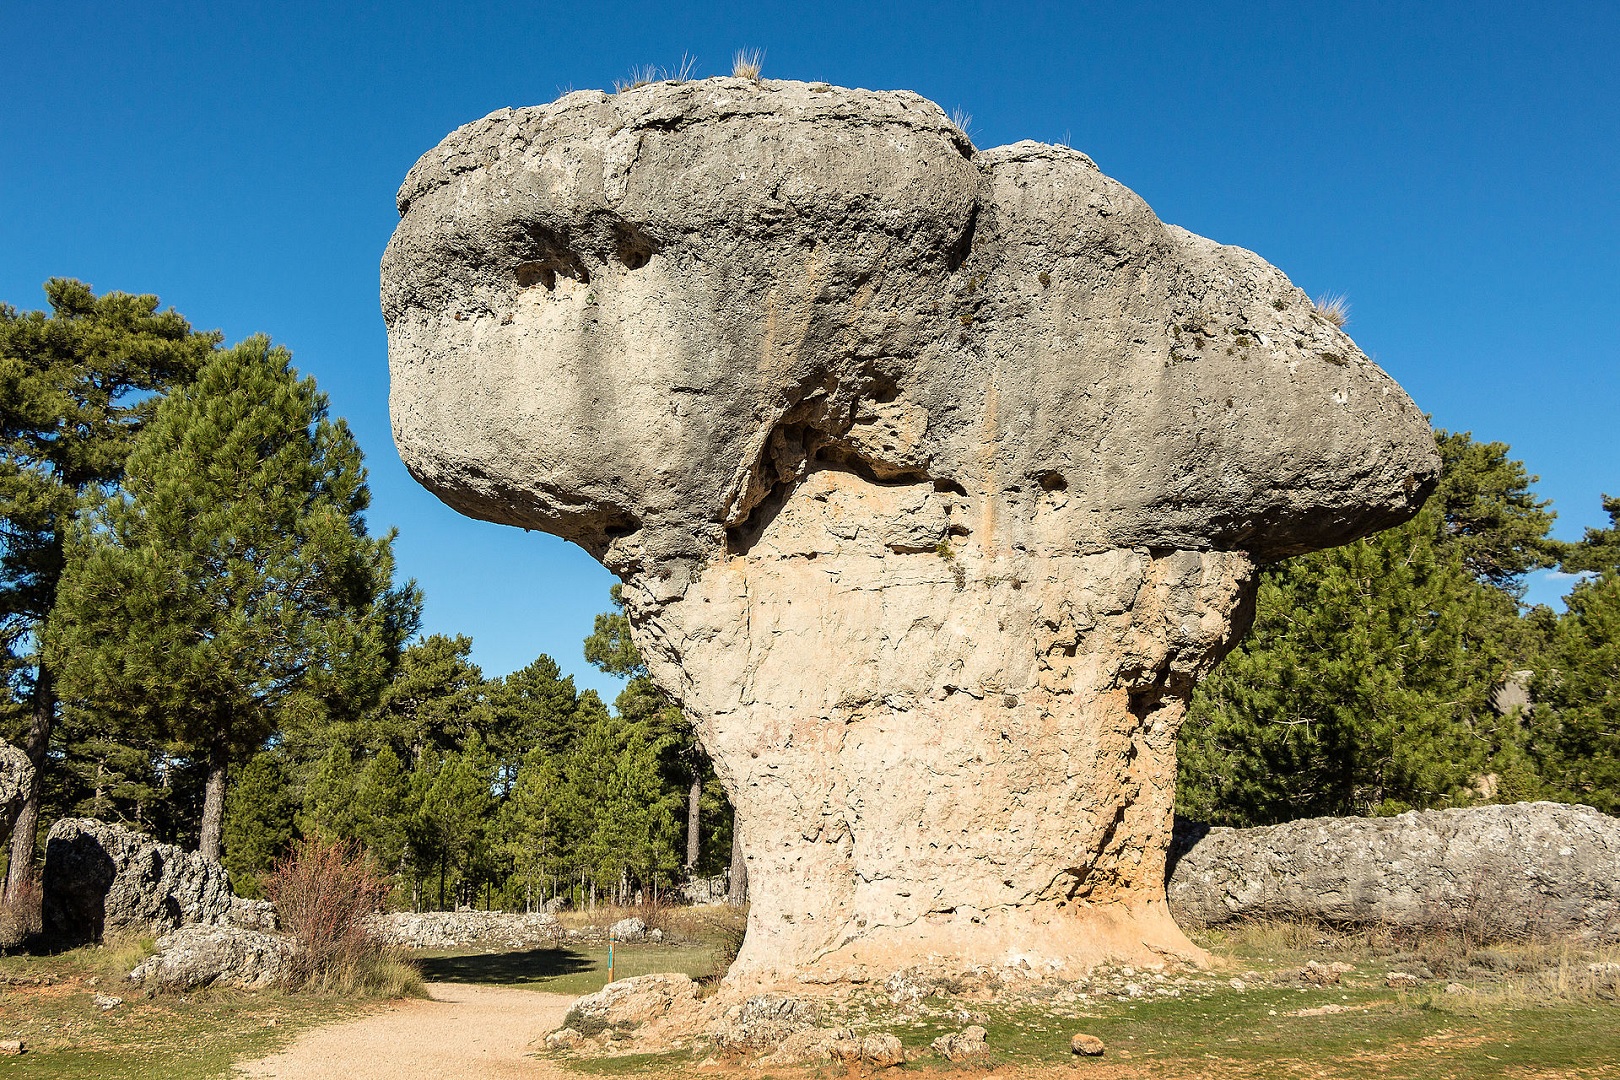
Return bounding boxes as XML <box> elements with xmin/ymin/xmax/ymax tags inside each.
<box><xmin>1529</xmin><ymin>497</ymin><xmax>1620</xmax><ymax>811</ymax></box>
<box><xmin>1178</xmin><ymin>430</ymin><xmax>1555</xmax><ymax>825</ymax></box>
<box><xmin>46</xmin><ymin>336</ymin><xmax>418</xmax><ymax>860</ymax></box>
<box><xmin>1</xmin><ymin>279</ymin><xmax>218</xmax><ymax>891</ymax></box>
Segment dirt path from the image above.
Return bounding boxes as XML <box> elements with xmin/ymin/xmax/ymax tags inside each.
<box><xmin>237</xmin><ymin>982</ymin><xmax>573</xmax><ymax>1080</ymax></box>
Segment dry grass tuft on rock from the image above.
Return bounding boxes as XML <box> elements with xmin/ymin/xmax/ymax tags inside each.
<box><xmin>263</xmin><ymin>837</ymin><xmax>421</xmax><ymax>997</ymax></box>
<box><xmin>1314</xmin><ymin>291</ymin><xmax>1350</xmax><ymax>327</ymax></box>
<box><xmin>731</xmin><ymin>48</ymin><xmax>763</xmax><ymax>79</ymax></box>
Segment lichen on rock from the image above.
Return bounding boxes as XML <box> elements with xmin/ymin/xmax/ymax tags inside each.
<box><xmin>382</xmin><ymin>77</ymin><xmax>1438</xmax><ymax>985</ymax></box>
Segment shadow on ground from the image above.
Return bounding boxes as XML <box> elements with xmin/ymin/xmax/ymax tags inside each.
<box><xmin>414</xmin><ymin>947</ymin><xmax>594</xmax><ymax>985</ymax></box>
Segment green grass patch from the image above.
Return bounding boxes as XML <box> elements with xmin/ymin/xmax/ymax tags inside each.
<box><xmin>0</xmin><ymin>944</ymin><xmax>370</xmax><ymax>1080</ymax></box>
<box><xmin>410</xmin><ymin>943</ymin><xmax>722</xmax><ymax>997</ymax></box>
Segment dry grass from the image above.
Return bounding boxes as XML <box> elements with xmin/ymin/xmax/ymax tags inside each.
<box><xmin>732</xmin><ymin>48</ymin><xmax>764</xmax><ymax>80</ymax></box>
<box><xmin>1200</xmin><ymin>917</ymin><xmax>1620</xmax><ymax>1006</ymax></box>
<box><xmin>949</xmin><ymin>107</ymin><xmax>975</xmax><ymax>141</ymax></box>
<box><xmin>1314</xmin><ymin>291</ymin><xmax>1350</xmax><ymax>327</ymax></box>
<box><xmin>612</xmin><ymin>53</ymin><xmax>698</xmax><ymax>93</ymax></box>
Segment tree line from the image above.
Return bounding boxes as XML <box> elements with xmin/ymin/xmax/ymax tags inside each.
<box><xmin>0</xmin><ymin>281</ymin><xmax>730</xmax><ymax>909</ymax></box>
<box><xmin>1178</xmin><ymin>433</ymin><xmax>1619</xmax><ymax>822</ymax></box>
<box><xmin>2</xmin><ymin>279</ymin><xmax>1615</xmax><ymax>911</ymax></box>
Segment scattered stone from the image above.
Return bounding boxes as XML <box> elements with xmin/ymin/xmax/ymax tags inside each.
<box><xmin>0</xmin><ymin>1039</ymin><xmax>23</xmax><ymax>1055</ymax></box>
<box><xmin>1228</xmin><ymin>978</ymin><xmax>1248</xmax><ymax>991</ymax></box>
<box><xmin>41</xmin><ymin>819</ymin><xmax>236</xmax><ymax>944</ymax></box>
<box><xmin>561</xmin><ymin>973</ymin><xmax>698</xmax><ymax>1038</ymax></box>
<box><xmin>609</xmin><ymin>916</ymin><xmax>647</xmax><ymax>942</ymax></box>
<box><xmin>649</xmin><ymin>927</ymin><xmax>663</xmax><ymax>943</ymax></box>
<box><xmin>714</xmin><ymin>993</ymin><xmax>821</xmax><ymax>1050</ymax></box>
<box><xmin>544</xmin><ymin>1028</ymin><xmax>583</xmax><ymax>1049</ymax></box>
<box><xmin>1299</xmin><ymin>960</ymin><xmax>1344</xmax><ymax>986</ymax></box>
<box><xmin>1169</xmin><ymin>803</ymin><xmax>1620</xmax><ymax>941</ymax></box>
<box><xmin>1445</xmin><ymin>982</ymin><xmax>1468</xmax><ymax>994</ymax></box>
<box><xmin>128</xmin><ymin>925</ymin><xmax>296</xmax><ymax>990</ymax></box>
<box><xmin>383</xmin><ymin>76</ymin><xmax>1437</xmax><ymax>983</ymax></box>
<box><xmin>832</xmin><ymin>1033</ymin><xmax>904</xmax><ymax>1068</ymax></box>
<box><xmin>931</xmin><ymin>1025</ymin><xmax>989</xmax><ymax>1061</ymax></box>
<box><xmin>1291</xmin><ymin>1003</ymin><xmax>1346</xmax><ymax>1017</ymax></box>
<box><xmin>1385</xmin><ymin>972</ymin><xmax>1420</xmax><ymax>989</ymax></box>
<box><xmin>1071</xmin><ymin>1032</ymin><xmax>1106</xmax><ymax>1057</ymax></box>
<box><xmin>92</xmin><ymin>993</ymin><xmax>123</xmax><ymax>1011</ymax></box>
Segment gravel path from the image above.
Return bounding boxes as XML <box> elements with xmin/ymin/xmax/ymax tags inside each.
<box><xmin>237</xmin><ymin>982</ymin><xmax>573</xmax><ymax>1080</ymax></box>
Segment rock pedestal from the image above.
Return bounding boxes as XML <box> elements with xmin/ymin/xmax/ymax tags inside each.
<box><xmin>382</xmin><ymin>78</ymin><xmax>1438</xmax><ymax>983</ymax></box>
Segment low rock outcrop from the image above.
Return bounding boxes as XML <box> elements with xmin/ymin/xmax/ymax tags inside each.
<box><xmin>384</xmin><ymin>77</ymin><xmax>1438</xmax><ymax>982</ymax></box>
<box><xmin>0</xmin><ymin>741</ymin><xmax>32</xmax><ymax>839</ymax></box>
<box><xmin>42</xmin><ymin>818</ymin><xmax>237</xmax><ymax>943</ymax></box>
<box><xmin>368</xmin><ymin>910</ymin><xmax>559</xmax><ymax>950</ymax></box>
<box><xmin>1167</xmin><ymin>801</ymin><xmax>1620</xmax><ymax>939</ymax></box>
<box><xmin>128</xmin><ymin>925</ymin><xmax>295</xmax><ymax>990</ymax></box>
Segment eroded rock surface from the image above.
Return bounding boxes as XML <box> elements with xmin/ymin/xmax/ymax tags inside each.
<box><xmin>383</xmin><ymin>77</ymin><xmax>1438</xmax><ymax>982</ymax></box>
<box><xmin>0</xmin><ymin>740</ymin><xmax>31</xmax><ymax>840</ymax></box>
<box><xmin>129</xmin><ymin>925</ymin><xmax>295</xmax><ymax>990</ymax></box>
<box><xmin>42</xmin><ymin>818</ymin><xmax>235</xmax><ymax>943</ymax></box>
<box><xmin>1168</xmin><ymin>802</ymin><xmax>1620</xmax><ymax>939</ymax></box>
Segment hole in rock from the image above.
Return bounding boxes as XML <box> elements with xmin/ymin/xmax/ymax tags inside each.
<box><xmin>1038</xmin><ymin>471</ymin><xmax>1068</xmax><ymax>492</ymax></box>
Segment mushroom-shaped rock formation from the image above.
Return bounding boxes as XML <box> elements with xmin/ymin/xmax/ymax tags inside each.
<box><xmin>382</xmin><ymin>78</ymin><xmax>1439</xmax><ymax>984</ymax></box>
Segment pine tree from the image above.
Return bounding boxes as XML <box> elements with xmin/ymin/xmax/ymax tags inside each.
<box><xmin>1</xmin><ymin>279</ymin><xmax>216</xmax><ymax>895</ymax></box>
<box><xmin>1530</xmin><ymin>495</ymin><xmax>1620</xmax><ymax>811</ymax></box>
<box><xmin>224</xmin><ymin>750</ymin><xmax>297</xmax><ymax>897</ymax></box>
<box><xmin>1178</xmin><ymin>430</ymin><xmax>1555</xmax><ymax>824</ymax></box>
<box><xmin>47</xmin><ymin>336</ymin><xmax>418</xmax><ymax>861</ymax></box>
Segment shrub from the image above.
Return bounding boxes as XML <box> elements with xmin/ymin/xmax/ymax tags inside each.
<box><xmin>264</xmin><ymin>836</ymin><xmax>420</xmax><ymax>995</ymax></box>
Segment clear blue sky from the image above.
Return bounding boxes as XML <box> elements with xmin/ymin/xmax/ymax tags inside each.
<box><xmin>3</xmin><ymin>2</ymin><xmax>1615</xmax><ymax>699</ymax></box>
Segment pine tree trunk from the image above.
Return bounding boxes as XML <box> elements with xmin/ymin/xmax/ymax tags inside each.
<box><xmin>728</xmin><ymin>823</ymin><xmax>748</xmax><ymax>904</ymax></box>
<box><xmin>686</xmin><ymin>774</ymin><xmax>702</xmax><ymax>871</ymax></box>
<box><xmin>198</xmin><ymin>737</ymin><xmax>228</xmax><ymax>863</ymax></box>
<box><xmin>6</xmin><ymin>663</ymin><xmax>55</xmax><ymax>900</ymax></box>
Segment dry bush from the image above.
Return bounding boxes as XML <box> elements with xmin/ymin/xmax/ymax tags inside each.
<box><xmin>0</xmin><ymin>877</ymin><xmax>41</xmax><ymax>951</ymax></box>
<box><xmin>264</xmin><ymin>836</ymin><xmax>421</xmax><ymax>996</ymax></box>
<box><xmin>732</xmin><ymin>49</ymin><xmax>764</xmax><ymax>80</ymax></box>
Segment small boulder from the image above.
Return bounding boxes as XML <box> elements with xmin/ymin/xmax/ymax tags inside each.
<box><xmin>609</xmin><ymin>916</ymin><xmax>647</xmax><ymax>941</ymax></box>
<box><xmin>0</xmin><ymin>1039</ymin><xmax>23</xmax><ymax>1055</ymax></box>
<box><xmin>42</xmin><ymin>819</ymin><xmax>233</xmax><ymax>944</ymax></box>
<box><xmin>92</xmin><ymin>993</ymin><xmax>123</xmax><ymax>1011</ymax></box>
<box><xmin>1386</xmin><ymin>972</ymin><xmax>1420</xmax><ymax>989</ymax></box>
<box><xmin>931</xmin><ymin>1025</ymin><xmax>988</xmax><ymax>1061</ymax></box>
<box><xmin>561</xmin><ymin>972</ymin><xmax>698</xmax><ymax>1038</ymax></box>
<box><xmin>832</xmin><ymin>1033</ymin><xmax>905</xmax><ymax>1068</ymax></box>
<box><xmin>544</xmin><ymin>1028</ymin><xmax>583</xmax><ymax>1049</ymax></box>
<box><xmin>128</xmin><ymin>925</ymin><xmax>295</xmax><ymax>990</ymax></box>
<box><xmin>714</xmin><ymin>993</ymin><xmax>821</xmax><ymax>1049</ymax></box>
<box><xmin>1299</xmin><ymin>960</ymin><xmax>1341</xmax><ymax>986</ymax></box>
<box><xmin>1071</xmin><ymin>1032</ymin><xmax>1106</xmax><ymax>1057</ymax></box>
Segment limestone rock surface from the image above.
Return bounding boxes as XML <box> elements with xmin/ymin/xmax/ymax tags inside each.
<box><xmin>0</xmin><ymin>740</ymin><xmax>31</xmax><ymax>839</ymax></box>
<box><xmin>382</xmin><ymin>78</ymin><xmax>1439</xmax><ymax>983</ymax></box>
<box><xmin>42</xmin><ymin>818</ymin><xmax>234</xmax><ymax>944</ymax></box>
<box><xmin>128</xmin><ymin>925</ymin><xmax>295</xmax><ymax>990</ymax></box>
<box><xmin>1167</xmin><ymin>802</ymin><xmax>1620</xmax><ymax>939</ymax></box>
<box><xmin>368</xmin><ymin>909</ymin><xmax>557</xmax><ymax>949</ymax></box>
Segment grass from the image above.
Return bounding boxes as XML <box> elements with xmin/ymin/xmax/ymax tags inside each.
<box><xmin>411</xmin><ymin>942</ymin><xmax>723</xmax><ymax>997</ymax></box>
<box><xmin>1314</xmin><ymin>291</ymin><xmax>1350</xmax><ymax>327</ymax></box>
<box><xmin>0</xmin><ymin>942</ymin><xmax>370</xmax><ymax>1080</ymax></box>
<box><xmin>732</xmin><ymin>49</ymin><xmax>763</xmax><ymax>80</ymax></box>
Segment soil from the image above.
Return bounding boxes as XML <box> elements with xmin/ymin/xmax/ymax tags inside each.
<box><xmin>237</xmin><ymin>982</ymin><xmax>572</xmax><ymax>1080</ymax></box>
